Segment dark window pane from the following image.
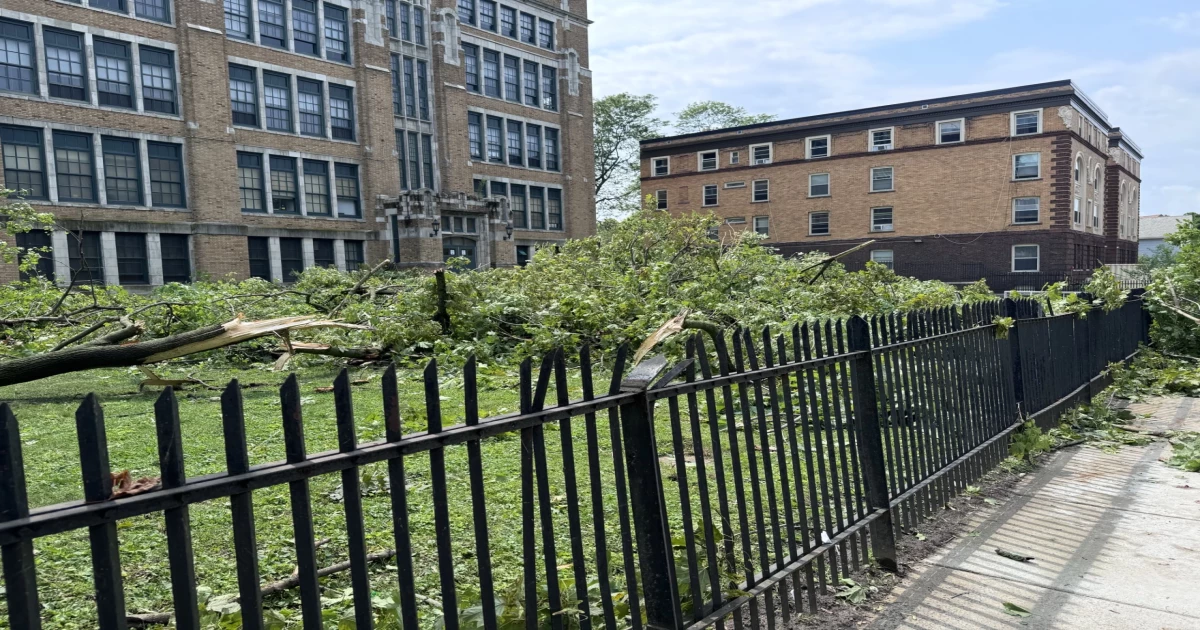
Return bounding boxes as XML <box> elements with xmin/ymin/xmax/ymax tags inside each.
<box><xmin>95</xmin><ymin>39</ymin><xmax>133</xmax><ymax>108</ymax></box>
<box><xmin>259</xmin><ymin>0</ymin><xmax>287</xmax><ymax>48</ymax></box>
<box><xmin>523</xmin><ymin>60</ymin><xmax>538</xmax><ymax>106</ymax></box>
<box><xmin>148</xmin><ymin>142</ymin><xmax>185</xmax><ymax>207</ymax></box>
<box><xmin>279</xmin><ymin>237</ymin><xmax>304</xmax><ymax>281</ymax></box>
<box><xmin>292</xmin><ymin>0</ymin><xmax>319</xmax><ymax>56</ymax></box>
<box><xmin>229</xmin><ymin>65</ymin><xmax>259</xmax><ymax>127</ymax></box>
<box><xmin>324</xmin><ymin>4</ymin><xmax>349</xmax><ymax>62</ymax></box>
<box><xmin>16</xmin><ymin>230</ymin><xmax>53</xmax><ymax>281</ymax></box>
<box><xmin>102</xmin><ymin>137</ymin><xmax>141</xmax><ymax>205</ymax></box>
<box><xmin>238</xmin><ymin>152</ymin><xmax>265</xmax><ymax>212</ymax></box>
<box><xmin>298</xmin><ymin>78</ymin><xmax>324</xmax><ymax>136</ymax></box>
<box><xmin>44</xmin><ymin>29</ymin><xmax>86</xmax><ymax>101</ymax></box>
<box><xmin>140</xmin><ymin>47</ymin><xmax>177</xmax><ymax>114</ymax></box>
<box><xmin>160</xmin><ymin>234</ymin><xmax>191</xmax><ymax>283</ymax></box>
<box><xmin>225</xmin><ymin>0</ymin><xmax>253</xmax><ymax>39</ymax></box>
<box><xmin>0</xmin><ymin>19</ymin><xmax>37</xmax><ymax>95</ymax></box>
<box><xmin>330</xmin><ymin>85</ymin><xmax>354</xmax><ymax>140</ymax></box>
<box><xmin>547</xmin><ymin>188</ymin><xmax>562</xmax><ymax>231</ymax></box>
<box><xmin>510</xmin><ymin>184</ymin><xmax>526</xmax><ymax>228</ymax></box>
<box><xmin>336</xmin><ymin>163</ymin><xmax>360</xmax><ymax>217</ymax></box>
<box><xmin>344</xmin><ymin>240</ymin><xmax>364</xmax><ymax>270</ymax></box>
<box><xmin>529</xmin><ymin>186</ymin><xmax>545</xmax><ymax>229</ymax></box>
<box><xmin>313</xmin><ymin>238</ymin><xmax>335</xmax><ymax>268</ymax></box>
<box><xmin>134</xmin><ymin>0</ymin><xmax>171</xmax><ymax>22</ymax></box>
<box><xmin>463</xmin><ymin>44</ymin><xmax>479</xmax><ymax>93</ymax></box>
<box><xmin>0</xmin><ymin>125</ymin><xmax>47</xmax><ymax>199</ymax></box>
<box><xmin>421</xmin><ymin>135</ymin><xmax>433</xmax><ymax>189</ymax></box>
<box><xmin>303</xmin><ymin>160</ymin><xmax>330</xmax><ymax>216</ymax></box>
<box><xmin>52</xmin><ymin>131</ymin><xmax>95</xmax><ymax>202</ymax></box>
<box><xmin>482</xmin><ymin>49</ymin><xmax>500</xmax><ymax>98</ymax></box>
<box><xmin>507</xmin><ymin>120</ymin><xmax>522</xmax><ymax>165</ymax></box>
<box><xmin>264</xmin><ymin>72</ymin><xmax>292</xmax><ymax>132</ymax></box>
<box><xmin>270</xmin><ymin>156</ymin><xmax>298</xmax><ymax>214</ymax></box>
<box><xmin>248</xmin><ymin>237</ymin><xmax>271</xmax><ymax>280</ymax></box>
<box><xmin>115</xmin><ymin>233</ymin><xmax>149</xmax><ymax>285</ymax></box>
<box><xmin>67</xmin><ymin>231</ymin><xmax>104</xmax><ymax>284</ymax></box>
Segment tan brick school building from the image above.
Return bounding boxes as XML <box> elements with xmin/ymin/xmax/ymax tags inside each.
<box><xmin>0</xmin><ymin>0</ymin><xmax>595</xmax><ymax>285</ymax></box>
<box><xmin>640</xmin><ymin>81</ymin><xmax>1142</xmax><ymax>289</ymax></box>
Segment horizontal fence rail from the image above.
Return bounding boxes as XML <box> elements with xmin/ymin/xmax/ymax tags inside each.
<box><xmin>0</xmin><ymin>296</ymin><xmax>1148</xmax><ymax>630</ymax></box>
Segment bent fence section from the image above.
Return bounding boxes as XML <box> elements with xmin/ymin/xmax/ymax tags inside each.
<box><xmin>0</xmin><ymin>297</ymin><xmax>1148</xmax><ymax>630</ymax></box>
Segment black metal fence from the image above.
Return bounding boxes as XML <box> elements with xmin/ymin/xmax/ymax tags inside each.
<box><xmin>0</xmin><ymin>296</ymin><xmax>1148</xmax><ymax>630</ymax></box>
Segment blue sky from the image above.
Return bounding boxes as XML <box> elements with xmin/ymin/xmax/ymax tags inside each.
<box><xmin>590</xmin><ymin>0</ymin><xmax>1200</xmax><ymax>217</ymax></box>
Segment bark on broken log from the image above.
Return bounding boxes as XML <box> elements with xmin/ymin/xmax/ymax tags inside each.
<box><xmin>0</xmin><ymin>316</ymin><xmax>369</xmax><ymax>387</ymax></box>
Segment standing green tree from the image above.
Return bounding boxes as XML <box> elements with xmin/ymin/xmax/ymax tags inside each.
<box><xmin>674</xmin><ymin>101</ymin><xmax>776</xmax><ymax>134</ymax></box>
<box><xmin>0</xmin><ymin>188</ymin><xmax>56</xmax><ymax>278</ymax></box>
<box><xmin>593</xmin><ymin>93</ymin><xmax>665</xmax><ymax>218</ymax></box>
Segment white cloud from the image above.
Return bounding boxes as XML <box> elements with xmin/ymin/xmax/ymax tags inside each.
<box><xmin>1147</xmin><ymin>11</ymin><xmax>1200</xmax><ymax>35</ymax></box>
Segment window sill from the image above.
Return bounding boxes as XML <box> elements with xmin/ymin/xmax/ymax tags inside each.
<box><xmin>1013</xmin><ymin>177</ymin><xmax>1043</xmax><ymax>183</ymax></box>
<box><xmin>1</xmin><ymin>92</ymin><xmax>185</xmax><ymax>122</ymax></box>
<box><xmin>807</xmin><ymin>233</ymin><xmax>831</xmax><ymax>238</ymax></box>
<box><xmin>233</xmin><ymin>125</ymin><xmax>361</xmax><ymax>146</ymax></box>
<box><xmin>29</xmin><ymin>200</ymin><xmax>189</xmax><ymax>212</ymax></box>
<box><xmin>701</xmin><ymin>205</ymin><xmax>719</xmax><ymax>208</ymax></box>
<box><xmin>751</xmin><ymin>199</ymin><xmax>770</xmax><ymax>204</ymax></box>
<box><xmin>465</xmin><ymin>88</ymin><xmax>560</xmax><ymax>116</ymax></box>
<box><xmin>807</xmin><ymin>155</ymin><xmax>830</xmax><ymax>160</ymax></box>
<box><xmin>937</xmin><ymin>139</ymin><xmax>964</xmax><ymax>145</ymax></box>
<box><xmin>870</xmin><ymin>189</ymin><xmax>895</xmax><ymax>194</ymax></box>
<box><xmin>808</xmin><ymin>193</ymin><xmax>831</xmax><ymax>199</ymax></box>
<box><xmin>1012</xmin><ymin>221</ymin><xmax>1042</xmax><ymax>226</ymax></box>
<box><xmin>51</xmin><ymin>0</ymin><xmax>177</xmax><ymax>28</ymax></box>
<box><xmin>226</xmin><ymin>36</ymin><xmax>355</xmax><ymax>69</ymax></box>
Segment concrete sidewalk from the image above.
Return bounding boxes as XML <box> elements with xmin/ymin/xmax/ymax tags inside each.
<box><xmin>867</xmin><ymin>397</ymin><xmax>1200</xmax><ymax>630</ymax></box>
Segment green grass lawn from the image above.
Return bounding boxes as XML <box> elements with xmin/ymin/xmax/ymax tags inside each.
<box><xmin>0</xmin><ymin>358</ymin><xmax>871</xmax><ymax>629</ymax></box>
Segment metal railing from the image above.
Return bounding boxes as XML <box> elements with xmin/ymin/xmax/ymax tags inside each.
<box><xmin>0</xmin><ymin>297</ymin><xmax>1148</xmax><ymax>630</ymax></box>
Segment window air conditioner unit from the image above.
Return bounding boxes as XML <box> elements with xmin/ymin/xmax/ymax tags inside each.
<box><xmin>755</xmin><ymin>158</ymin><xmax>770</xmax><ymax>165</ymax></box>
<box><xmin>872</xmin><ymin>224</ymin><xmax>893</xmax><ymax>232</ymax></box>
<box><xmin>871</xmin><ymin>144</ymin><xmax>892</xmax><ymax>152</ymax></box>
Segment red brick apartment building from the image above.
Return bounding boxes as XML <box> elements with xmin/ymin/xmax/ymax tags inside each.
<box><xmin>0</xmin><ymin>0</ymin><xmax>595</xmax><ymax>286</ymax></box>
<box><xmin>640</xmin><ymin>81</ymin><xmax>1142</xmax><ymax>290</ymax></box>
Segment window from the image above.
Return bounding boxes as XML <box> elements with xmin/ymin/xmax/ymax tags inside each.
<box><xmin>526</xmin><ymin>124</ymin><xmax>541</xmax><ymax>168</ymax></box>
<box><xmin>96</xmin><ymin>1</ymin><xmax>128</xmax><ymax>13</ymax></box>
<box><xmin>1012</xmin><ymin>110</ymin><xmax>1042</xmax><ymax>136</ymax></box>
<box><xmin>148</xmin><ymin>142</ymin><xmax>184</xmax><ymax>207</ymax></box>
<box><xmin>159</xmin><ymin>234</ymin><xmax>190</xmax><ymax>283</ymax></box>
<box><xmin>417</xmin><ymin>61</ymin><xmax>429</xmax><ymax>120</ymax></box>
<box><xmin>506</xmin><ymin>120</ymin><xmax>523</xmax><ymax>166</ymax></box>
<box><xmin>937</xmin><ymin>119</ymin><xmax>963</xmax><ymax>144</ymax></box>
<box><xmin>1073</xmin><ymin>198</ymin><xmax>1081</xmax><ymax>224</ymax></box>
<box><xmin>486</xmin><ymin>116</ymin><xmax>503</xmax><ymax>163</ymax></box>
<box><xmin>53</xmin><ymin>132</ymin><xmax>95</xmax><ymax>202</ymax></box>
<box><xmin>1074</xmin><ymin>156</ymin><xmax>1082</xmax><ymax>186</ymax></box>
<box><xmin>538</xmin><ymin>19</ymin><xmax>554</xmax><ymax>49</ymax></box>
<box><xmin>259</xmin><ymin>0</ymin><xmax>287</xmax><ymax>48</ymax></box>
<box><xmin>391</xmin><ymin>55</ymin><xmax>402</xmax><ymax>115</ymax></box>
<box><xmin>0</xmin><ymin>125</ymin><xmax>47</xmax><ymax>199</ymax></box>
<box><xmin>519</xmin><ymin>13</ymin><xmax>535</xmax><ymax>44</ymax></box>
<box><xmin>490</xmin><ymin>181</ymin><xmax>507</xmax><ymax>199</ymax></box>
<box><xmin>115</xmin><ymin>233</ymin><xmax>148</xmax><ymax>285</ymax></box>
<box><xmin>1013</xmin><ymin>153</ymin><xmax>1040</xmax><ymax>180</ymax></box>
<box><xmin>140</xmin><ymin>47</ymin><xmax>177</xmax><ymax>114</ymax></box>
<box><xmin>16</xmin><ymin>231</ymin><xmax>54</xmax><ymax>281</ymax></box>
<box><xmin>541</xmin><ymin>66</ymin><xmax>557</xmax><ymax>110</ymax></box>
<box><xmin>702</xmin><ymin>184</ymin><xmax>718</xmax><ymax>207</ymax></box>
<box><xmin>511</xmin><ymin>184</ymin><xmax>527</xmax><ymax>228</ymax></box>
<box><xmin>229</xmin><ymin>65</ymin><xmax>259</xmax><ymax>127</ymax></box>
<box><xmin>403</xmin><ymin>57</ymin><xmax>416</xmax><ymax>117</ymax></box>
<box><xmin>45</xmin><ymin>29</ymin><xmax>86</xmax><ymax>101</ymax></box>
<box><xmin>95</xmin><ymin>40</ymin><xmax>133</xmax><ymax>108</ymax></box>
<box><xmin>871</xmin><ymin>207</ymin><xmax>893</xmax><ymax>232</ymax></box>
<box><xmin>529</xmin><ymin>186</ymin><xmax>545</xmax><ymax>229</ymax></box>
<box><xmin>468</xmin><ymin>112</ymin><xmax>483</xmax><ymax>159</ymax></box>
<box><xmin>754</xmin><ymin>216</ymin><xmax>769</xmax><ymax>236</ymax></box>
<box><xmin>458</xmin><ymin>0</ymin><xmax>476</xmax><ymax>25</ymax></box>
<box><xmin>330</xmin><ymin>85</ymin><xmax>355</xmax><ymax>140</ymax></box>
<box><xmin>516</xmin><ymin>245</ymin><xmax>530</xmax><ymax>267</ymax></box>
<box><xmin>414</xmin><ymin>8</ymin><xmax>425</xmax><ymax>45</ymax></box>
<box><xmin>869</xmin><ymin>128</ymin><xmax>893</xmax><ymax>152</ymax></box>
<box><xmin>548</xmin><ymin>188</ymin><xmax>562</xmax><ymax>231</ymax></box>
<box><xmin>134</xmin><ymin>0</ymin><xmax>170</xmax><ymax>22</ymax></box>
<box><xmin>0</xmin><ymin>19</ymin><xmax>36</xmax><ymax>95</ymax></box>
<box><xmin>297</xmin><ymin>79</ymin><xmax>324</xmax><ymax>136</ymax></box>
<box><xmin>871</xmin><ymin>167</ymin><xmax>894</xmax><ymax>192</ymax></box>
<box><xmin>102</xmin><ymin>137</ymin><xmax>141</xmax><ymax>205</ymax></box>
<box><xmin>544</xmin><ymin>128</ymin><xmax>560</xmax><ymax>172</ymax></box>
<box><xmin>1091</xmin><ymin>199</ymin><xmax>1099</xmax><ymax>228</ymax></box>
<box><xmin>396</xmin><ymin>130</ymin><xmax>408</xmax><ymax>190</ymax></box>
<box><xmin>407</xmin><ymin>132</ymin><xmax>421</xmax><ymax>188</ymax></box>
<box><xmin>730</xmin><ymin>152</ymin><xmax>740</xmax><ymax>165</ymax></box>
<box><xmin>653</xmin><ymin>157</ymin><xmax>669</xmax><ymax>177</ymax></box>
<box><xmin>501</xmin><ymin>6</ymin><xmax>517</xmax><ymax>37</ymax></box>
<box><xmin>870</xmin><ymin>250</ymin><xmax>894</xmax><ymax>270</ymax></box>
<box><xmin>238</xmin><ymin>152</ymin><xmax>265</xmax><ymax>212</ymax></box>
<box><xmin>810</xmin><ymin>212</ymin><xmax>829</xmax><ymax>236</ymax></box>
<box><xmin>724</xmin><ymin>182</ymin><xmax>745</xmax><ymax>189</ymax></box>
<box><xmin>809</xmin><ymin>173</ymin><xmax>829</xmax><ymax>197</ymax></box>
<box><xmin>699</xmin><ymin>151</ymin><xmax>718</xmax><ymax>171</ymax></box>
<box><xmin>752</xmin><ymin>179</ymin><xmax>769</xmax><ymax>202</ymax></box>
<box><xmin>750</xmin><ymin>143</ymin><xmax>772</xmax><ymax>165</ymax></box>
<box><xmin>270</xmin><ymin>156</ymin><xmax>298</xmax><ymax>214</ymax></box>
<box><xmin>503</xmin><ymin>55</ymin><xmax>520</xmax><ymax>102</ymax></box>
<box><xmin>807</xmin><ymin>136</ymin><xmax>829</xmax><ymax>159</ymax></box>
<box><xmin>279</xmin><ymin>238</ymin><xmax>304</xmax><ymax>281</ymax></box>
<box><xmin>335</xmin><ymin>164</ymin><xmax>360</xmax><ymax>217</ymax></box>
<box><xmin>398</xmin><ymin>2</ymin><xmax>411</xmax><ymax>41</ymax></box>
<box><xmin>68</xmin><ymin>231</ymin><xmax>104</xmax><ymax>284</ymax></box>
<box><xmin>463</xmin><ymin>44</ymin><xmax>479</xmax><ymax>92</ymax></box>
<box><xmin>247</xmin><ymin>237</ymin><xmax>271</xmax><ymax>280</ymax></box>
<box><xmin>344</xmin><ymin>241</ymin><xmax>364</xmax><ymax>271</ymax></box>
<box><xmin>264</xmin><ymin>72</ymin><xmax>293</xmax><ymax>132</ymax></box>
<box><xmin>1093</xmin><ymin>166</ymin><xmax>1102</xmax><ymax>189</ymax></box>
<box><xmin>325</xmin><ymin>4</ymin><xmax>350</xmax><ymax>63</ymax></box>
<box><xmin>1013</xmin><ymin>197</ymin><xmax>1040</xmax><ymax>224</ymax></box>
<box><xmin>523</xmin><ymin>60</ymin><xmax>539</xmax><ymax>107</ymax></box>
<box><xmin>313</xmin><ymin>239</ymin><xmax>336</xmax><ymax>268</ymax></box>
<box><xmin>421</xmin><ymin>136</ymin><xmax>434</xmax><ymax>191</ymax></box>
<box><xmin>480</xmin><ymin>1</ymin><xmax>497</xmax><ymax>30</ymax></box>
<box><xmin>292</xmin><ymin>0</ymin><xmax>319</xmax><ymax>55</ymax></box>
<box><xmin>303</xmin><ymin>160</ymin><xmax>330</xmax><ymax>216</ymax></box>
<box><xmin>1012</xmin><ymin>245</ymin><xmax>1039</xmax><ymax>272</ymax></box>
<box><xmin>386</xmin><ymin>0</ymin><xmax>397</xmax><ymax>36</ymax></box>
<box><xmin>482</xmin><ymin>49</ymin><xmax>500</xmax><ymax>98</ymax></box>
<box><xmin>226</xmin><ymin>0</ymin><xmax>253</xmax><ymax>39</ymax></box>
<box><xmin>656</xmin><ymin>190</ymin><xmax>667</xmax><ymax>210</ymax></box>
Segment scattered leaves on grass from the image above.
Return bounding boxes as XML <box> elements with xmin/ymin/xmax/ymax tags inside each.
<box><xmin>835</xmin><ymin>578</ymin><xmax>868</xmax><ymax>605</ymax></box>
<box><xmin>109</xmin><ymin>470</ymin><xmax>160</xmax><ymax>499</ymax></box>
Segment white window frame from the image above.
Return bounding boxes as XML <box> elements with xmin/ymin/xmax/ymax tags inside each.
<box><xmin>702</xmin><ymin>183</ymin><xmax>718</xmax><ymax>207</ymax></box>
<box><xmin>752</xmin><ymin>179</ymin><xmax>769</xmax><ymax>203</ymax></box>
<box><xmin>652</xmin><ymin>156</ymin><xmax>670</xmax><ymax>177</ymax></box>
<box><xmin>1012</xmin><ymin>152</ymin><xmax>1041</xmax><ymax>181</ymax></box>
<box><xmin>1091</xmin><ymin>199</ymin><xmax>1099</xmax><ymax>228</ymax></box>
<box><xmin>808</xmin><ymin>173</ymin><xmax>830</xmax><ymax>198</ymax></box>
<box><xmin>698</xmin><ymin>150</ymin><xmax>718</xmax><ymax>172</ymax></box>
<box><xmin>724</xmin><ymin>216</ymin><xmax>746</xmax><ymax>225</ymax></box>
<box><xmin>870</xmin><ymin>166</ymin><xmax>894</xmax><ymax>192</ymax></box>
<box><xmin>806</xmin><ymin>135</ymin><xmax>830</xmax><ymax>159</ymax></box>
<box><xmin>724</xmin><ymin>181</ymin><xmax>746</xmax><ymax>189</ymax></box>
<box><xmin>753</xmin><ymin>215</ymin><xmax>769</xmax><ymax>236</ymax></box>
<box><xmin>1012</xmin><ymin>244</ymin><xmax>1040</xmax><ymax>272</ymax></box>
<box><xmin>868</xmin><ymin>127</ymin><xmax>894</xmax><ymax>152</ymax></box>
<box><xmin>870</xmin><ymin>249</ymin><xmax>894</xmax><ymax>269</ymax></box>
<box><xmin>936</xmin><ymin>118</ymin><xmax>964</xmax><ymax>144</ymax></box>
<box><xmin>730</xmin><ymin>151</ymin><xmax>740</xmax><ymax>165</ymax></box>
<box><xmin>655</xmin><ymin>189</ymin><xmax>667</xmax><ymax>210</ymax></box>
<box><xmin>1012</xmin><ymin>197</ymin><xmax>1040</xmax><ymax>224</ymax></box>
<box><xmin>870</xmin><ymin>207</ymin><xmax>893</xmax><ymax>232</ymax></box>
<box><xmin>1011</xmin><ymin>108</ymin><xmax>1043</xmax><ymax>137</ymax></box>
<box><xmin>809</xmin><ymin>212</ymin><xmax>830</xmax><ymax>236</ymax></box>
<box><xmin>1073</xmin><ymin>198</ymin><xmax>1081</xmax><ymax>225</ymax></box>
<box><xmin>749</xmin><ymin>143</ymin><xmax>773</xmax><ymax>165</ymax></box>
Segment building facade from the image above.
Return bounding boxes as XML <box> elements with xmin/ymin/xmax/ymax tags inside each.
<box><xmin>0</xmin><ymin>0</ymin><xmax>595</xmax><ymax>286</ymax></box>
<box><xmin>640</xmin><ymin>82</ymin><xmax>1142</xmax><ymax>290</ymax></box>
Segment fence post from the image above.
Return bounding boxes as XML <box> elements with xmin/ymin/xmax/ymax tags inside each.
<box><xmin>1129</xmin><ymin>288</ymin><xmax>1151</xmax><ymax>344</ymax></box>
<box><xmin>618</xmin><ymin>356</ymin><xmax>682</xmax><ymax>630</ymax></box>
<box><xmin>846</xmin><ymin>316</ymin><xmax>898</xmax><ymax>572</ymax></box>
<box><xmin>1003</xmin><ymin>299</ymin><xmax>1025</xmax><ymax>416</ymax></box>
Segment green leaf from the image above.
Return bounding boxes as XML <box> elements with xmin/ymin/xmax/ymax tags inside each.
<box><xmin>1003</xmin><ymin>602</ymin><xmax>1032</xmax><ymax>617</ymax></box>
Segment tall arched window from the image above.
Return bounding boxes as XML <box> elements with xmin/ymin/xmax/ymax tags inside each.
<box><xmin>1074</xmin><ymin>156</ymin><xmax>1082</xmax><ymax>184</ymax></box>
<box><xmin>1094</xmin><ymin>166</ymin><xmax>1102</xmax><ymax>188</ymax></box>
